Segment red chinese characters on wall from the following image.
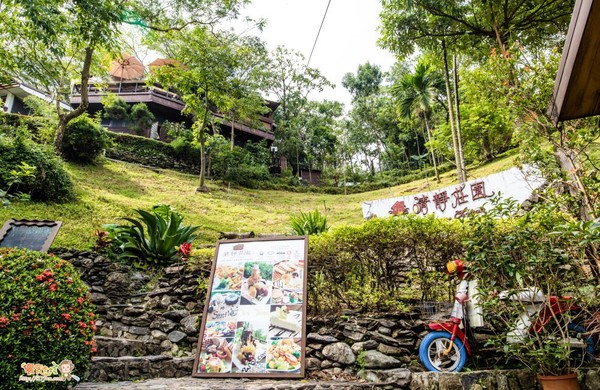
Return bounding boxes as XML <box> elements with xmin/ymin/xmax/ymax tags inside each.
<box><xmin>388</xmin><ymin>180</ymin><xmax>495</xmax><ymax>218</ymax></box>
<box><xmin>413</xmin><ymin>195</ymin><xmax>430</xmax><ymax>215</ymax></box>
<box><xmin>433</xmin><ymin>191</ymin><xmax>450</xmax><ymax>212</ymax></box>
<box><xmin>470</xmin><ymin>181</ymin><xmax>495</xmax><ymax>200</ymax></box>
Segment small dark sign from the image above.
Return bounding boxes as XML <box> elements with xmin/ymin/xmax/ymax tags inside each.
<box><xmin>0</xmin><ymin>219</ymin><xmax>62</xmax><ymax>252</ymax></box>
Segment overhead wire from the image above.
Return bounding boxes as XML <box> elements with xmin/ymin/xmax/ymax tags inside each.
<box><xmin>306</xmin><ymin>0</ymin><xmax>332</xmax><ymax>68</ymax></box>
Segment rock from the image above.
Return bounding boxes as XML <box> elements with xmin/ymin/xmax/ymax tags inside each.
<box><xmin>185</xmin><ymin>301</ymin><xmax>197</xmax><ymax>312</ymax></box>
<box><xmin>584</xmin><ymin>369</ymin><xmax>600</xmax><ymax>390</ymax></box>
<box><xmin>129</xmin><ymin>326</ymin><xmax>149</xmax><ymax>335</ymax></box>
<box><xmin>168</xmin><ymin>331</ymin><xmax>186</xmax><ymax>343</ymax></box>
<box><xmin>122</xmin><ymin>314</ymin><xmax>150</xmax><ymax>327</ymax></box>
<box><xmin>163</xmin><ymin>310</ymin><xmax>190</xmax><ymax>321</ymax></box>
<box><xmin>123</xmin><ymin>307</ymin><xmax>145</xmax><ymax>317</ymax></box>
<box><xmin>307</xmin><ymin>333</ymin><xmax>339</xmax><ymax>344</ymax></box>
<box><xmin>362</xmin><ymin>350</ymin><xmax>402</xmax><ymax>369</ymax></box>
<box><xmin>320</xmin><ymin>360</ymin><xmax>333</xmax><ymax>369</ymax></box>
<box><xmin>369</xmin><ymin>331</ymin><xmax>414</xmax><ymax>348</ymax></box>
<box><xmin>378</xmin><ymin>326</ymin><xmax>392</xmax><ymax>335</ymax></box>
<box><xmin>180</xmin><ymin>315</ymin><xmax>199</xmax><ymax>335</ymax></box>
<box><xmin>322</xmin><ymin>342</ymin><xmax>355</xmax><ymax>365</ymax></box>
<box><xmin>308</xmin><ymin>343</ymin><xmax>323</xmax><ymax>350</ymax></box>
<box><xmin>161</xmin><ymin>340</ymin><xmax>173</xmax><ymax>350</ymax></box>
<box><xmin>306</xmin><ymin>358</ymin><xmax>321</xmax><ymax>371</ymax></box>
<box><xmin>343</xmin><ymin>323</ymin><xmax>367</xmax><ymax>341</ymax></box>
<box><xmin>378</xmin><ymin>319</ymin><xmax>396</xmax><ymax>328</ymax></box>
<box><xmin>377</xmin><ymin>343</ymin><xmax>410</xmax><ymax>356</ymax></box>
<box><xmin>392</xmin><ymin>329</ymin><xmax>417</xmax><ymax>338</ymax></box>
<box><xmin>150</xmin><ymin>319</ymin><xmax>177</xmax><ymax>333</ymax></box>
<box><xmin>359</xmin><ymin>368</ymin><xmax>411</xmax><ymax>386</ymax></box>
<box><xmin>151</xmin><ymin>330</ymin><xmax>168</xmax><ymax>340</ymax></box>
<box><xmin>90</xmin><ymin>292</ymin><xmax>107</xmax><ymax>304</ymax></box>
<box><xmin>165</xmin><ymin>265</ymin><xmax>185</xmax><ymax>275</ymax></box>
<box><xmin>351</xmin><ymin>340</ymin><xmax>378</xmax><ymax>354</ymax></box>
<box><xmin>160</xmin><ymin>295</ymin><xmax>172</xmax><ymax>308</ymax></box>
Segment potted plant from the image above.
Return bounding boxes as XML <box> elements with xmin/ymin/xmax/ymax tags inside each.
<box><xmin>464</xmin><ymin>199</ymin><xmax>597</xmax><ymax>389</ymax></box>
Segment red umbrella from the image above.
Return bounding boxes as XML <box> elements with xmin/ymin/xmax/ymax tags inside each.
<box><xmin>109</xmin><ymin>55</ymin><xmax>145</xmax><ymax>80</ymax></box>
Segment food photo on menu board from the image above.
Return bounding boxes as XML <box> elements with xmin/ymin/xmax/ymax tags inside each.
<box><xmin>197</xmin><ymin>336</ymin><xmax>234</xmax><ymax>373</ymax></box>
<box><xmin>269</xmin><ymin>304</ymin><xmax>302</xmax><ymax>338</ymax></box>
<box><xmin>241</xmin><ymin>262</ymin><xmax>273</xmax><ymax>305</ymax></box>
<box><xmin>265</xmin><ymin>337</ymin><xmax>302</xmax><ymax>372</ymax></box>
<box><xmin>273</xmin><ymin>260</ymin><xmax>304</xmax><ymax>290</ymax></box>
<box><xmin>231</xmin><ymin>306</ymin><xmax>270</xmax><ymax>373</ymax></box>
<box><xmin>213</xmin><ymin>264</ymin><xmax>244</xmax><ymax>291</ymax></box>
<box><xmin>207</xmin><ymin>291</ymin><xmax>240</xmax><ymax>322</ymax></box>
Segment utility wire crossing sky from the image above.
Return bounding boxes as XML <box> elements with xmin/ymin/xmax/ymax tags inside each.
<box><xmin>237</xmin><ymin>0</ymin><xmax>397</xmax><ymax>109</ymax></box>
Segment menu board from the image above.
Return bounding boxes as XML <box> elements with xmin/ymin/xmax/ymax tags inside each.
<box><xmin>193</xmin><ymin>237</ymin><xmax>308</xmax><ymax>378</ymax></box>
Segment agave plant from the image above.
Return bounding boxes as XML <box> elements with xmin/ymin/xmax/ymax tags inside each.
<box><xmin>116</xmin><ymin>204</ymin><xmax>199</xmax><ymax>267</ymax></box>
<box><xmin>290</xmin><ymin>209</ymin><xmax>329</xmax><ymax>236</ymax></box>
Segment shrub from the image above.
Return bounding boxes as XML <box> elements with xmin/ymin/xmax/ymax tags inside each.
<box><xmin>308</xmin><ymin>215</ymin><xmax>465</xmax><ymax>314</ymax></box>
<box><xmin>210</xmin><ymin>139</ymin><xmax>270</xmax><ymax>188</ymax></box>
<box><xmin>171</xmin><ymin>136</ymin><xmax>201</xmax><ymax>162</ymax></box>
<box><xmin>130</xmin><ymin>103</ymin><xmax>155</xmax><ymax>135</ymax></box>
<box><xmin>62</xmin><ymin>115</ymin><xmax>108</xmax><ymax>163</ymax></box>
<box><xmin>0</xmin><ymin>135</ymin><xmax>74</xmax><ymax>202</ymax></box>
<box><xmin>464</xmin><ymin>199</ymin><xmax>598</xmax><ymax>375</ymax></box>
<box><xmin>108</xmin><ymin>204</ymin><xmax>200</xmax><ymax>267</ymax></box>
<box><xmin>290</xmin><ymin>210</ymin><xmax>329</xmax><ymax>235</ymax></box>
<box><xmin>102</xmin><ymin>95</ymin><xmax>129</xmax><ymax>121</ymax></box>
<box><xmin>0</xmin><ymin>248</ymin><xmax>96</xmax><ymax>389</ymax></box>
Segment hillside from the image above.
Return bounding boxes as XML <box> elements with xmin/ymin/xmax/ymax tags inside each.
<box><xmin>0</xmin><ymin>153</ymin><xmax>517</xmax><ymax>249</ymax></box>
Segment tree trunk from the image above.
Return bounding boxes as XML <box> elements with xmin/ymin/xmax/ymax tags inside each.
<box><xmin>442</xmin><ymin>39</ymin><xmax>464</xmax><ymax>183</ymax></box>
<box><xmin>453</xmin><ymin>55</ymin><xmax>467</xmax><ymax>182</ymax></box>
<box><xmin>196</xmin><ymin>107</ymin><xmax>210</xmax><ymax>192</ymax></box>
<box><xmin>555</xmin><ymin>147</ymin><xmax>595</xmax><ymax>221</ymax></box>
<box><xmin>424</xmin><ymin>119</ymin><xmax>440</xmax><ymax>182</ymax></box>
<box><xmin>230</xmin><ymin>117</ymin><xmax>235</xmax><ymax>151</ymax></box>
<box><xmin>54</xmin><ymin>46</ymin><xmax>94</xmax><ymax>154</ymax></box>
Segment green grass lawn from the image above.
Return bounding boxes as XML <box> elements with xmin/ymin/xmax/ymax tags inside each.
<box><xmin>0</xmin><ymin>153</ymin><xmax>517</xmax><ymax>249</ymax></box>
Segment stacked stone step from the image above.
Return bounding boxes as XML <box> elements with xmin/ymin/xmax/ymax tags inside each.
<box><xmin>55</xmin><ymin>250</ymin><xmax>210</xmax><ymax>382</ymax></box>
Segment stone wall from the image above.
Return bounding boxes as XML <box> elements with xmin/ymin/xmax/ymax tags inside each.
<box><xmin>56</xmin><ymin>250</ymin><xmax>599</xmax><ymax>389</ymax></box>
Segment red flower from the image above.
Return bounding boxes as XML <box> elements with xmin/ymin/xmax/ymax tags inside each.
<box><xmin>178</xmin><ymin>242</ymin><xmax>192</xmax><ymax>260</ymax></box>
<box><xmin>0</xmin><ymin>317</ymin><xmax>9</xmax><ymax>328</ymax></box>
<box><xmin>77</xmin><ymin>297</ymin><xmax>85</xmax><ymax>305</ymax></box>
<box><xmin>11</xmin><ymin>313</ymin><xmax>19</xmax><ymax>321</ymax></box>
<box><xmin>78</xmin><ymin>321</ymin><xmax>88</xmax><ymax>329</ymax></box>
<box><xmin>23</xmin><ymin>330</ymin><xmax>31</xmax><ymax>336</ymax></box>
<box><xmin>49</xmin><ymin>284</ymin><xmax>58</xmax><ymax>292</ymax></box>
<box><xmin>61</xmin><ymin>313</ymin><xmax>72</xmax><ymax>321</ymax></box>
<box><xmin>53</xmin><ymin>323</ymin><xmax>61</xmax><ymax>330</ymax></box>
<box><xmin>36</xmin><ymin>274</ymin><xmax>44</xmax><ymax>282</ymax></box>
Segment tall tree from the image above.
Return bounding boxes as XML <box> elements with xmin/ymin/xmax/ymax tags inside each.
<box><xmin>266</xmin><ymin>47</ymin><xmax>333</xmax><ymax>175</ymax></box>
<box><xmin>379</xmin><ymin>0</ymin><xmax>575</xmax><ymax>59</ymax></box>
<box><xmin>0</xmin><ymin>0</ymin><xmax>122</xmax><ymax>153</ymax></box>
<box><xmin>149</xmin><ymin>27</ymin><xmax>263</xmax><ymax>191</ymax></box>
<box><xmin>392</xmin><ymin>61</ymin><xmax>444</xmax><ymax>182</ymax></box>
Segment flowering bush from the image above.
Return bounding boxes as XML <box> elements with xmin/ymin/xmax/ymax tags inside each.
<box><xmin>0</xmin><ymin>248</ymin><xmax>96</xmax><ymax>389</ymax></box>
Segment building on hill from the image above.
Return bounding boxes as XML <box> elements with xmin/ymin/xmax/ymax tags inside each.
<box><xmin>70</xmin><ymin>81</ymin><xmax>279</xmax><ymax>145</ymax></box>
<box><xmin>1</xmin><ymin>80</ymin><xmax>72</xmax><ymax>114</ymax></box>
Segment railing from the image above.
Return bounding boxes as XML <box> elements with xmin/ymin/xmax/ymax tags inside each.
<box><xmin>71</xmin><ymin>81</ymin><xmax>183</xmax><ymax>103</ymax></box>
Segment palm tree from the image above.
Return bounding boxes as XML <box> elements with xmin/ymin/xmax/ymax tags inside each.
<box><xmin>393</xmin><ymin>61</ymin><xmax>443</xmax><ymax>182</ymax></box>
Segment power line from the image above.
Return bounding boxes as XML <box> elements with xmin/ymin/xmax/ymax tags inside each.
<box><xmin>306</xmin><ymin>0</ymin><xmax>332</xmax><ymax>68</ymax></box>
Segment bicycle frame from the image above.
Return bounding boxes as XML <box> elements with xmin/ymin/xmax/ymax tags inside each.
<box><xmin>427</xmin><ymin>320</ymin><xmax>473</xmax><ymax>356</ymax></box>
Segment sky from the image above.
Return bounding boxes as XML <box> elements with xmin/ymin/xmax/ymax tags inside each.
<box><xmin>235</xmin><ymin>0</ymin><xmax>397</xmax><ymax>109</ymax></box>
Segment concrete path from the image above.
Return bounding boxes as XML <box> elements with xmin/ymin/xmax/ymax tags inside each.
<box><xmin>75</xmin><ymin>378</ymin><xmax>392</xmax><ymax>390</ymax></box>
